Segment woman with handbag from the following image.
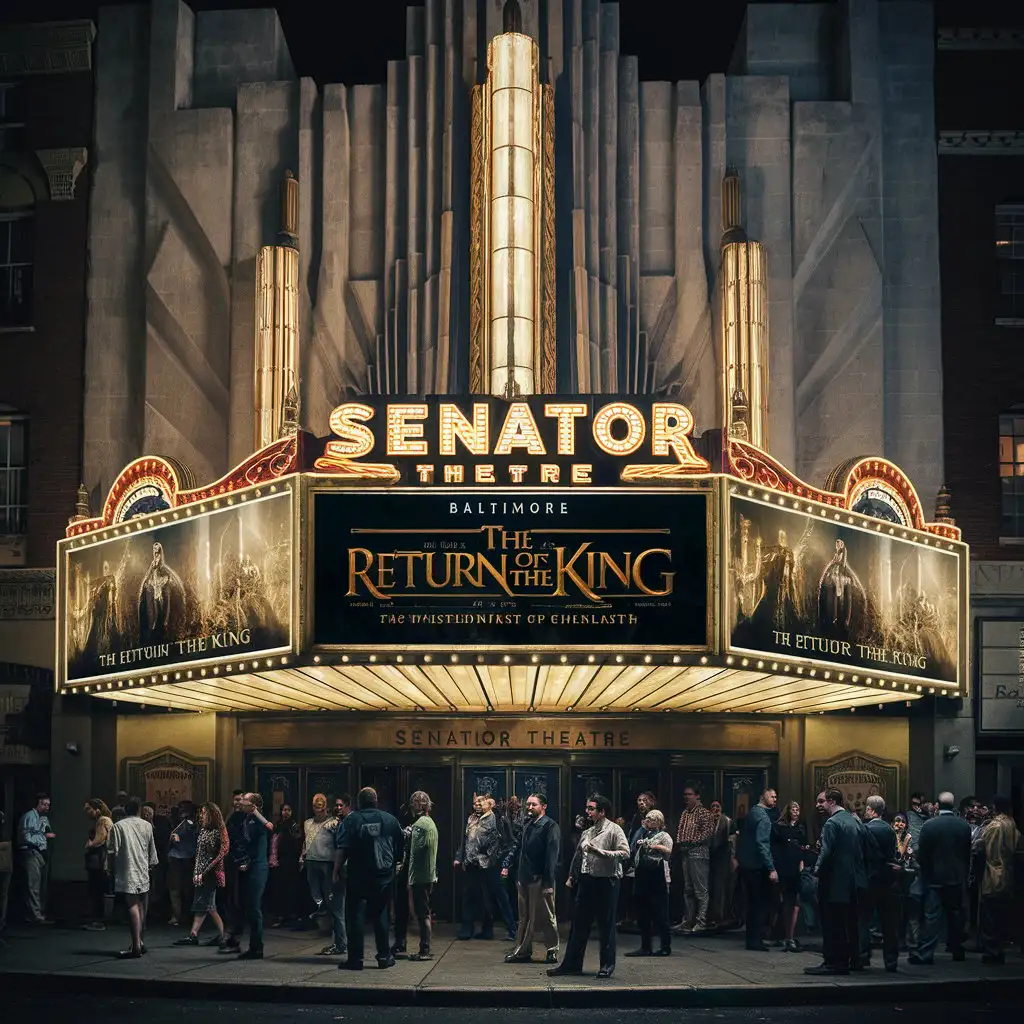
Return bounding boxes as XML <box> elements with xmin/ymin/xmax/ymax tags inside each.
<box><xmin>893</xmin><ymin>812</ymin><xmax>918</xmax><ymax>952</ymax></box>
<box><xmin>625</xmin><ymin>809</ymin><xmax>674</xmax><ymax>957</ymax></box>
<box><xmin>82</xmin><ymin>798</ymin><xmax>113</xmax><ymax>931</ymax></box>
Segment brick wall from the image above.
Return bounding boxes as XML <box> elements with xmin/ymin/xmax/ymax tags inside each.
<box><xmin>0</xmin><ymin>67</ymin><xmax>93</xmax><ymax>567</ymax></box>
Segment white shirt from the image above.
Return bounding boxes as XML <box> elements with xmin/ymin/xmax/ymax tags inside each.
<box><xmin>108</xmin><ymin>816</ymin><xmax>158</xmax><ymax>895</ymax></box>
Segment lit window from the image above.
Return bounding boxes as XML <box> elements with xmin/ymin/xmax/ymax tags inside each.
<box><xmin>0</xmin><ymin>412</ymin><xmax>27</xmax><ymax>536</ymax></box>
<box><xmin>0</xmin><ymin>214</ymin><xmax>33</xmax><ymax>329</ymax></box>
<box><xmin>996</xmin><ymin>203</ymin><xmax>1024</xmax><ymax>326</ymax></box>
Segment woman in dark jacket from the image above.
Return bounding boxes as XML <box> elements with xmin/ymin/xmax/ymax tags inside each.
<box><xmin>771</xmin><ymin>800</ymin><xmax>808</xmax><ymax>951</ymax></box>
<box><xmin>625</xmin><ymin>809</ymin><xmax>675</xmax><ymax>957</ymax></box>
<box><xmin>269</xmin><ymin>804</ymin><xmax>302</xmax><ymax>926</ymax></box>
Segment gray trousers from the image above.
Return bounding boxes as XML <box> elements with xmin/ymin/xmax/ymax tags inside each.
<box><xmin>510</xmin><ymin>880</ymin><xmax>559</xmax><ymax>957</ymax></box>
<box><xmin>681</xmin><ymin>851</ymin><xmax>710</xmax><ymax>928</ymax></box>
<box><xmin>23</xmin><ymin>849</ymin><xmax>48</xmax><ymax>922</ymax></box>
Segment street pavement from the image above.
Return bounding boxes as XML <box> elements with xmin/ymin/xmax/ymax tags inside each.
<box><xmin>0</xmin><ymin>995</ymin><xmax>1016</xmax><ymax>1024</ymax></box>
<box><xmin>1</xmin><ymin>921</ymin><xmax>1022</xmax><ymax>1008</ymax></box>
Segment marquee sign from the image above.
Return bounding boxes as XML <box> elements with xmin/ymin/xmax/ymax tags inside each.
<box><xmin>306</xmin><ymin>395</ymin><xmax>710</xmax><ymax>486</ymax></box>
<box><xmin>312</xmin><ymin>487</ymin><xmax>711</xmax><ymax>649</ymax></box>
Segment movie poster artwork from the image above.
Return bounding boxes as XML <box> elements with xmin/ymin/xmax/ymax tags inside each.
<box><xmin>727</xmin><ymin>496</ymin><xmax>960</xmax><ymax>686</ymax></box>
<box><xmin>64</xmin><ymin>492</ymin><xmax>293</xmax><ymax>683</ymax></box>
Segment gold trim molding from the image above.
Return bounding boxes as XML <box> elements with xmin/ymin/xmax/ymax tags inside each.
<box><xmin>0</xmin><ymin>20</ymin><xmax>96</xmax><ymax>76</ymax></box>
<box><xmin>541</xmin><ymin>82</ymin><xmax>557</xmax><ymax>394</ymax></box>
<box><xmin>469</xmin><ymin>85</ymin><xmax>485</xmax><ymax>394</ymax></box>
<box><xmin>35</xmin><ymin>147</ymin><xmax>88</xmax><ymax>201</ymax></box>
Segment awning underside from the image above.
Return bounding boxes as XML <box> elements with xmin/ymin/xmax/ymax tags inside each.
<box><xmin>88</xmin><ymin>663</ymin><xmax>921</xmax><ymax>714</ymax></box>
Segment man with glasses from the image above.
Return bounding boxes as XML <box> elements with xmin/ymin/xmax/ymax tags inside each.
<box><xmin>548</xmin><ymin>794</ymin><xmax>629</xmax><ymax>979</ymax></box>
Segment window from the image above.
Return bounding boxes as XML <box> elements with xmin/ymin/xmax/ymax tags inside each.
<box><xmin>996</xmin><ymin>203</ymin><xmax>1024</xmax><ymax>326</ymax></box>
<box><xmin>0</xmin><ymin>82</ymin><xmax>26</xmax><ymax>153</ymax></box>
<box><xmin>0</xmin><ymin>412</ymin><xmax>27</xmax><ymax>535</ymax></box>
<box><xmin>0</xmin><ymin>215</ymin><xmax>32</xmax><ymax>329</ymax></box>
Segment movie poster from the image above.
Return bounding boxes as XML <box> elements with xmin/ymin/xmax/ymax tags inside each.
<box><xmin>63</xmin><ymin>492</ymin><xmax>293</xmax><ymax>683</ymax></box>
<box><xmin>727</xmin><ymin>495</ymin><xmax>960</xmax><ymax>686</ymax></box>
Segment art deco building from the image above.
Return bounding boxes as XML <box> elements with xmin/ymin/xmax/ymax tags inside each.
<box><xmin>23</xmin><ymin>0</ymin><xmax>967</xmax><ymax>895</ymax></box>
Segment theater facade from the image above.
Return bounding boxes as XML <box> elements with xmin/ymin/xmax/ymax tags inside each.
<box><xmin>55</xmin><ymin>394</ymin><xmax>968</xmax><ymax>918</ymax></box>
<box><xmin>44</xmin><ymin>0</ymin><xmax>970</xmax><ymax>907</ymax></box>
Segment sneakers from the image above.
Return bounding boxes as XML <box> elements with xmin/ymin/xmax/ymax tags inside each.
<box><xmin>784</xmin><ymin>939</ymin><xmax>801</xmax><ymax>952</ymax></box>
<box><xmin>318</xmin><ymin>944</ymin><xmax>344</xmax><ymax>956</ymax></box>
<box><xmin>409</xmin><ymin>951</ymin><xmax>433</xmax><ymax>962</ymax></box>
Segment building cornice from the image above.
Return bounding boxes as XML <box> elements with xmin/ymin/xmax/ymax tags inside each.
<box><xmin>0</xmin><ymin>568</ymin><xmax>55</xmax><ymax>620</ymax></box>
<box><xmin>36</xmin><ymin>146</ymin><xmax>88</xmax><ymax>201</ymax></box>
<box><xmin>938</xmin><ymin>130</ymin><xmax>1024</xmax><ymax>155</ymax></box>
<box><xmin>0</xmin><ymin>20</ymin><xmax>95</xmax><ymax>77</ymax></box>
<box><xmin>938</xmin><ymin>27</ymin><xmax>1024</xmax><ymax>50</ymax></box>
<box><xmin>971</xmin><ymin>560</ymin><xmax>1024</xmax><ymax>598</ymax></box>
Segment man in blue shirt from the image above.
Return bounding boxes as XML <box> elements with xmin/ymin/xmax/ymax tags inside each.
<box><xmin>230</xmin><ymin>792</ymin><xmax>273</xmax><ymax>960</ymax></box>
<box><xmin>18</xmin><ymin>793</ymin><xmax>55</xmax><ymax>924</ymax></box>
<box><xmin>735</xmin><ymin>788</ymin><xmax>778</xmax><ymax>951</ymax></box>
<box><xmin>334</xmin><ymin>787</ymin><xmax>404</xmax><ymax>971</ymax></box>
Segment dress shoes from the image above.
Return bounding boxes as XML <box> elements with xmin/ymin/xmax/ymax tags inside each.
<box><xmin>625</xmin><ymin>948</ymin><xmax>653</xmax><ymax>957</ymax></box>
<box><xmin>803</xmin><ymin>964</ymin><xmax>849</xmax><ymax>976</ymax></box>
<box><xmin>596</xmin><ymin>965</ymin><xmax>614</xmax><ymax>978</ymax></box>
<box><xmin>652</xmin><ymin>948</ymin><xmax>671</xmax><ymax>957</ymax></box>
<box><xmin>237</xmin><ymin>948</ymin><xmax>263</xmax><ymax>960</ymax></box>
<box><xmin>339</xmin><ymin>960</ymin><xmax>363</xmax><ymax>971</ymax></box>
<box><xmin>377</xmin><ymin>956</ymin><xmax>397</xmax><ymax>969</ymax></box>
<box><xmin>505</xmin><ymin>953</ymin><xmax>533</xmax><ymax>963</ymax></box>
<box><xmin>547</xmin><ymin>965</ymin><xmax>582</xmax><ymax>976</ymax></box>
<box><xmin>745</xmin><ymin>942</ymin><xmax>770</xmax><ymax>952</ymax></box>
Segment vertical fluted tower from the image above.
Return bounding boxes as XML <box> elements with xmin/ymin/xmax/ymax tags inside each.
<box><xmin>719</xmin><ymin>169</ymin><xmax>770</xmax><ymax>450</ymax></box>
<box><xmin>469</xmin><ymin>0</ymin><xmax>556</xmax><ymax>398</ymax></box>
<box><xmin>254</xmin><ymin>170</ymin><xmax>301</xmax><ymax>450</ymax></box>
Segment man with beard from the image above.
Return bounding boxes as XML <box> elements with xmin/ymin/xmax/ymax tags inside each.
<box><xmin>805</xmin><ymin>789</ymin><xmax>868</xmax><ymax>976</ymax></box>
<box><xmin>505</xmin><ymin>794</ymin><xmax>561</xmax><ymax>965</ymax></box>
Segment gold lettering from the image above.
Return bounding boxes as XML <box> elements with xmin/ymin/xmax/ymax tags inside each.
<box><xmin>494</xmin><ymin>403</ymin><xmax>547</xmax><ymax>455</ymax></box>
<box><xmin>386</xmin><ymin>403</ymin><xmax>429</xmax><ymax>455</ymax></box>
<box><xmin>347</xmin><ymin>548</ymin><xmax>388</xmax><ymax>599</ymax></box>
<box><xmin>476</xmin><ymin>464</ymin><xmax>496</xmax><ymax>483</ymax></box>
<box><xmin>571</xmin><ymin>464</ymin><xmax>592</xmax><ymax>484</ymax></box>
<box><xmin>509</xmin><ymin>464</ymin><xmax>527</xmax><ymax>483</ymax></box>
<box><xmin>543</xmin><ymin>402</ymin><xmax>587</xmax><ymax>455</ymax></box>
<box><xmin>316</xmin><ymin>402</ymin><xmax>376</xmax><ymax>468</ymax></box>
<box><xmin>554</xmin><ymin>542</ymin><xmax>600</xmax><ymax>602</ymax></box>
<box><xmin>439</xmin><ymin>403</ymin><xmax>490</xmax><ymax>456</ymax></box>
<box><xmin>593</xmin><ymin>402</ymin><xmax>646</xmax><ymax>455</ymax></box>
<box><xmin>632</xmin><ymin>548</ymin><xmax>675</xmax><ymax>596</ymax></box>
<box><xmin>652</xmin><ymin>402</ymin><xmax>709</xmax><ymax>468</ymax></box>
<box><xmin>540</xmin><ymin>464</ymin><xmax>560</xmax><ymax>483</ymax></box>
<box><xmin>444</xmin><ymin>464</ymin><xmax>465</xmax><ymax>483</ymax></box>
<box><xmin>416</xmin><ymin>464</ymin><xmax>435</xmax><ymax>482</ymax></box>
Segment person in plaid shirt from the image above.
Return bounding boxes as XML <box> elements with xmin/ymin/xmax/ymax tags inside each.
<box><xmin>675</xmin><ymin>782</ymin><xmax>716</xmax><ymax>933</ymax></box>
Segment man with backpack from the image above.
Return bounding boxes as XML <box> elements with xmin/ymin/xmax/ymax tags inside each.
<box><xmin>334</xmin><ymin>787</ymin><xmax>404</xmax><ymax>970</ymax></box>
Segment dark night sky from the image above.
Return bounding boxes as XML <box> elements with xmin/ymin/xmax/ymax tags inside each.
<box><xmin>4</xmin><ymin>0</ymin><xmax>1023</xmax><ymax>85</ymax></box>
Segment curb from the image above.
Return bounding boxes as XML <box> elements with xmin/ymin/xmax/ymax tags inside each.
<box><xmin>2</xmin><ymin>970</ymin><xmax>1023</xmax><ymax>1008</ymax></box>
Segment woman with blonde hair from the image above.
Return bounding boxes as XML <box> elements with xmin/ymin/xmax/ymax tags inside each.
<box><xmin>173</xmin><ymin>801</ymin><xmax>230</xmax><ymax>947</ymax></box>
<box><xmin>626</xmin><ymin>808</ymin><xmax>674</xmax><ymax>957</ymax></box>
<box><xmin>82</xmin><ymin>798</ymin><xmax>113</xmax><ymax>931</ymax></box>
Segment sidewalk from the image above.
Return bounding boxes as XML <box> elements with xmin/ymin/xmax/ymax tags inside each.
<box><xmin>2</xmin><ymin>921</ymin><xmax>1022</xmax><ymax>1008</ymax></box>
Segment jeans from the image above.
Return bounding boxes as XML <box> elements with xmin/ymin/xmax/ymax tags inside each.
<box><xmin>23</xmin><ymin>849</ymin><xmax>48</xmax><ymax>922</ymax></box>
<box><xmin>410</xmin><ymin>883</ymin><xmax>433</xmax><ymax>953</ymax></box>
<box><xmin>979</xmin><ymin>893</ymin><xmax>1013</xmax><ymax>960</ymax></box>
<box><xmin>859</xmin><ymin>881</ymin><xmax>901</xmax><ymax>969</ymax></box>
<box><xmin>330</xmin><ymin>874</ymin><xmax>347</xmax><ymax>950</ymax></box>
<box><xmin>346</xmin><ymin>880</ymin><xmax>392</xmax><ymax>963</ymax></box>
<box><xmin>918</xmin><ymin>884</ymin><xmax>965</xmax><ymax>962</ymax></box>
<box><xmin>680</xmin><ymin>851</ymin><xmax>710</xmax><ymax>928</ymax></box>
<box><xmin>305</xmin><ymin>860</ymin><xmax>332</xmax><ymax>911</ymax></box>
<box><xmin>634</xmin><ymin>867</ymin><xmax>671</xmax><ymax>952</ymax></box>
<box><xmin>562</xmin><ymin>875</ymin><xmax>620</xmax><ymax>970</ymax></box>
<box><xmin>245</xmin><ymin>863</ymin><xmax>268</xmax><ymax>952</ymax></box>
<box><xmin>167</xmin><ymin>857</ymin><xmax>195</xmax><ymax>924</ymax></box>
<box><xmin>510</xmin><ymin>880</ymin><xmax>558</xmax><ymax>957</ymax></box>
<box><xmin>741</xmin><ymin>868</ymin><xmax>770</xmax><ymax>948</ymax></box>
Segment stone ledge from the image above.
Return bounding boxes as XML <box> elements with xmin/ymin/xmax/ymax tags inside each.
<box><xmin>0</xmin><ymin>567</ymin><xmax>55</xmax><ymax>620</ymax></box>
<box><xmin>971</xmin><ymin>560</ymin><xmax>1024</xmax><ymax>597</ymax></box>
<box><xmin>938</xmin><ymin>130</ymin><xmax>1024</xmax><ymax>154</ymax></box>
<box><xmin>0</xmin><ymin>20</ymin><xmax>95</xmax><ymax>76</ymax></box>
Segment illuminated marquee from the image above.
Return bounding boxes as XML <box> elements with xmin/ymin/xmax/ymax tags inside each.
<box><xmin>308</xmin><ymin>396</ymin><xmax>710</xmax><ymax>486</ymax></box>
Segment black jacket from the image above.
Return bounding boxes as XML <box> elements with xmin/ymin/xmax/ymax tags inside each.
<box><xmin>517</xmin><ymin>814</ymin><xmax>560</xmax><ymax>889</ymax></box>
<box><xmin>864</xmin><ymin>816</ymin><xmax>897</xmax><ymax>883</ymax></box>
<box><xmin>917</xmin><ymin>810</ymin><xmax>972</xmax><ymax>888</ymax></box>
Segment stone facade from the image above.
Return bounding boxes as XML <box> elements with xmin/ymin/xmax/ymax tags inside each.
<box><xmin>82</xmin><ymin>0</ymin><xmax>944</xmax><ymax>510</ymax></box>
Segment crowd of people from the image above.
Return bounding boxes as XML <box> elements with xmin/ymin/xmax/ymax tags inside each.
<box><xmin>3</xmin><ymin>782</ymin><xmax>1022</xmax><ymax>977</ymax></box>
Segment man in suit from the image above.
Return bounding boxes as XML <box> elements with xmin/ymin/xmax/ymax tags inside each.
<box><xmin>735</xmin><ymin>788</ymin><xmax>778</xmax><ymax>951</ymax></box>
<box><xmin>805</xmin><ymin>788</ymin><xmax>868</xmax><ymax>975</ymax></box>
<box><xmin>860</xmin><ymin>795</ymin><xmax>901</xmax><ymax>972</ymax></box>
<box><xmin>913</xmin><ymin>790</ymin><xmax>972</xmax><ymax>965</ymax></box>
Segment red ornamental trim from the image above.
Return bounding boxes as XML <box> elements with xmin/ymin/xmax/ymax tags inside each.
<box><xmin>725</xmin><ymin>441</ymin><xmax>961</xmax><ymax>541</ymax></box>
<box><xmin>65</xmin><ymin>436</ymin><xmax>300</xmax><ymax>537</ymax></box>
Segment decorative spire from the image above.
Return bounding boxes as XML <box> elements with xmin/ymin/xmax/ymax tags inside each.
<box><xmin>728</xmin><ymin>388</ymin><xmax>750</xmax><ymax>441</ymax></box>
<box><xmin>721</xmin><ymin>166</ymin><xmax>747</xmax><ymax>245</ymax></box>
<box><xmin>280</xmin><ymin>384</ymin><xmax>300</xmax><ymax>438</ymax></box>
<box><xmin>278</xmin><ymin>169</ymin><xmax>299</xmax><ymax>248</ymax></box>
<box><xmin>503</xmin><ymin>0</ymin><xmax>523</xmax><ymax>34</ymax></box>
<box><xmin>934</xmin><ymin>484</ymin><xmax>954</xmax><ymax>526</ymax></box>
<box><xmin>69</xmin><ymin>482</ymin><xmax>91</xmax><ymax>525</ymax></box>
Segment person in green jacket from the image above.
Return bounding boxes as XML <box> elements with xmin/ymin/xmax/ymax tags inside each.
<box><xmin>400</xmin><ymin>790</ymin><xmax>438</xmax><ymax>961</ymax></box>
